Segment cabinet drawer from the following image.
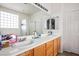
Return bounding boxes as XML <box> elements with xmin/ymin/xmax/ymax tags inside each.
<box><xmin>34</xmin><ymin>44</ymin><xmax>45</xmax><ymax>56</ymax></box>
<box><xmin>54</xmin><ymin>49</ymin><xmax>58</xmax><ymax>56</ymax></box>
<box><xmin>17</xmin><ymin>49</ymin><xmax>33</xmax><ymax>56</ymax></box>
<box><xmin>53</xmin><ymin>39</ymin><xmax>58</xmax><ymax>56</ymax></box>
<box><xmin>46</xmin><ymin>40</ymin><xmax>54</xmax><ymax>56</ymax></box>
<box><xmin>46</xmin><ymin>40</ymin><xmax>54</xmax><ymax>50</ymax></box>
<box><xmin>54</xmin><ymin>39</ymin><xmax>58</xmax><ymax>49</ymax></box>
<box><xmin>26</xmin><ymin>49</ymin><xmax>34</xmax><ymax>56</ymax></box>
<box><xmin>57</xmin><ymin>38</ymin><xmax>61</xmax><ymax>53</ymax></box>
<box><xmin>46</xmin><ymin>47</ymin><xmax>54</xmax><ymax>56</ymax></box>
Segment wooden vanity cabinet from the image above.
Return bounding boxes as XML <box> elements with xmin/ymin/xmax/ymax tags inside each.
<box><xmin>26</xmin><ymin>49</ymin><xmax>34</xmax><ymax>56</ymax></box>
<box><xmin>53</xmin><ymin>38</ymin><xmax>58</xmax><ymax>56</ymax></box>
<box><xmin>45</xmin><ymin>40</ymin><xmax>54</xmax><ymax>56</ymax></box>
<box><xmin>34</xmin><ymin>44</ymin><xmax>46</xmax><ymax>56</ymax></box>
<box><xmin>53</xmin><ymin>37</ymin><xmax>61</xmax><ymax>56</ymax></box>
<box><xmin>17</xmin><ymin>37</ymin><xmax>61</xmax><ymax>56</ymax></box>
<box><xmin>17</xmin><ymin>49</ymin><xmax>34</xmax><ymax>56</ymax></box>
<box><xmin>57</xmin><ymin>37</ymin><xmax>61</xmax><ymax>53</ymax></box>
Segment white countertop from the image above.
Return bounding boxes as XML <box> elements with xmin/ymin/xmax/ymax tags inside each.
<box><xmin>0</xmin><ymin>34</ymin><xmax>61</xmax><ymax>56</ymax></box>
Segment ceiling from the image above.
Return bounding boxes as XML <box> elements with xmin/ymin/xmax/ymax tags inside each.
<box><xmin>0</xmin><ymin>3</ymin><xmax>41</xmax><ymax>15</ymax></box>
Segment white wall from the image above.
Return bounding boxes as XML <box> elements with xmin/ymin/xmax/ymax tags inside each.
<box><xmin>49</xmin><ymin>3</ymin><xmax>79</xmax><ymax>54</ymax></box>
<box><xmin>62</xmin><ymin>3</ymin><xmax>79</xmax><ymax>54</ymax></box>
<box><xmin>46</xmin><ymin>3</ymin><xmax>79</xmax><ymax>53</ymax></box>
<box><xmin>0</xmin><ymin>6</ymin><xmax>30</xmax><ymax>35</ymax></box>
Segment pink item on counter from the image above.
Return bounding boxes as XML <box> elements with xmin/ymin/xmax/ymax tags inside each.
<box><xmin>9</xmin><ymin>39</ymin><xmax>16</xmax><ymax>44</ymax></box>
<box><xmin>9</xmin><ymin>34</ymin><xmax>17</xmax><ymax>44</ymax></box>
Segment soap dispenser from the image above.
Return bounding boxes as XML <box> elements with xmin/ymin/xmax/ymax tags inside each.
<box><xmin>34</xmin><ymin>31</ymin><xmax>37</xmax><ymax>37</ymax></box>
<box><xmin>33</xmin><ymin>31</ymin><xmax>38</xmax><ymax>38</ymax></box>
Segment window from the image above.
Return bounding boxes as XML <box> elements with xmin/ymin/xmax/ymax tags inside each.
<box><xmin>21</xmin><ymin>19</ymin><xmax>26</xmax><ymax>30</ymax></box>
<box><xmin>47</xmin><ymin>18</ymin><xmax>55</xmax><ymax>29</ymax></box>
<box><xmin>0</xmin><ymin>11</ymin><xmax>19</xmax><ymax>28</ymax></box>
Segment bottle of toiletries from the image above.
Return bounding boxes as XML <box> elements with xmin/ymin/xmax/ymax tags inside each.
<box><xmin>0</xmin><ymin>35</ymin><xmax>2</xmax><ymax>50</ymax></box>
<box><xmin>34</xmin><ymin>31</ymin><xmax>38</xmax><ymax>38</ymax></box>
<box><xmin>0</xmin><ymin>35</ymin><xmax>1</xmax><ymax>41</ymax></box>
<box><xmin>0</xmin><ymin>41</ymin><xmax>2</xmax><ymax>50</ymax></box>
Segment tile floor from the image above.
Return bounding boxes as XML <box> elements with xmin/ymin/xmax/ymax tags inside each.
<box><xmin>57</xmin><ymin>51</ymin><xmax>79</xmax><ymax>56</ymax></box>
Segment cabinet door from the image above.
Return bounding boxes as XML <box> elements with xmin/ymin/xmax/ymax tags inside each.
<box><xmin>57</xmin><ymin>37</ymin><xmax>61</xmax><ymax>53</ymax></box>
<box><xmin>17</xmin><ymin>49</ymin><xmax>34</xmax><ymax>56</ymax></box>
<box><xmin>46</xmin><ymin>40</ymin><xmax>54</xmax><ymax>56</ymax></box>
<box><xmin>26</xmin><ymin>49</ymin><xmax>34</xmax><ymax>56</ymax></box>
<box><xmin>53</xmin><ymin>39</ymin><xmax>58</xmax><ymax>56</ymax></box>
<box><xmin>34</xmin><ymin>44</ymin><xmax>46</xmax><ymax>56</ymax></box>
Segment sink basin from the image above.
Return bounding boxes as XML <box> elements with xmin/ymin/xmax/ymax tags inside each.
<box><xmin>14</xmin><ymin>39</ymin><xmax>33</xmax><ymax>47</ymax></box>
<box><xmin>41</xmin><ymin>34</ymin><xmax>48</xmax><ymax>38</ymax></box>
<box><xmin>14</xmin><ymin>35</ymin><xmax>34</xmax><ymax>48</ymax></box>
<box><xmin>32</xmin><ymin>38</ymin><xmax>40</xmax><ymax>43</ymax></box>
<box><xmin>10</xmin><ymin>49</ymin><xmax>19</xmax><ymax>53</ymax></box>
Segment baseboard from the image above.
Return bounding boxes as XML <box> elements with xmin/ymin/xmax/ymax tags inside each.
<box><xmin>64</xmin><ymin>51</ymin><xmax>79</xmax><ymax>56</ymax></box>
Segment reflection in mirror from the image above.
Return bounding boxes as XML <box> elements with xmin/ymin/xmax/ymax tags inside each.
<box><xmin>0</xmin><ymin>3</ymin><xmax>51</xmax><ymax>37</ymax></box>
<box><xmin>47</xmin><ymin>18</ymin><xmax>55</xmax><ymax>30</ymax></box>
<box><xmin>21</xmin><ymin>19</ymin><xmax>27</xmax><ymax>35</ymax></box>
<box><xmin>51</xmin><ymin>18</ymin><xmax>55</xmax><ymax>29</ymax></box>
<box><xmin>47</xmin><ymin>19</ymin><xmax>50</xmax><ymax>29</ymax></box>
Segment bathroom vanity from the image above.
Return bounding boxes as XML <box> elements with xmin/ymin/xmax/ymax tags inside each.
<box><xmin>0</xmin><ymin>3</ymin><xmax>61</xmax><ymax>56</ymax></box>
<box><xmin>17</xmin><ymin>35</ymin><xmax>61</xmax><ymax>56</ymax></box>
<box><xmin>0</xmin><ymin>34</ymin><xmax>61</xmax><ymax>56</ymax></box>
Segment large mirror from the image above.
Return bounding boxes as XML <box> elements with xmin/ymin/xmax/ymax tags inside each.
<box><xmin>0</xmin><ymin>3</ymin><xmax>54</xmax><ymax>36</ymax></box>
